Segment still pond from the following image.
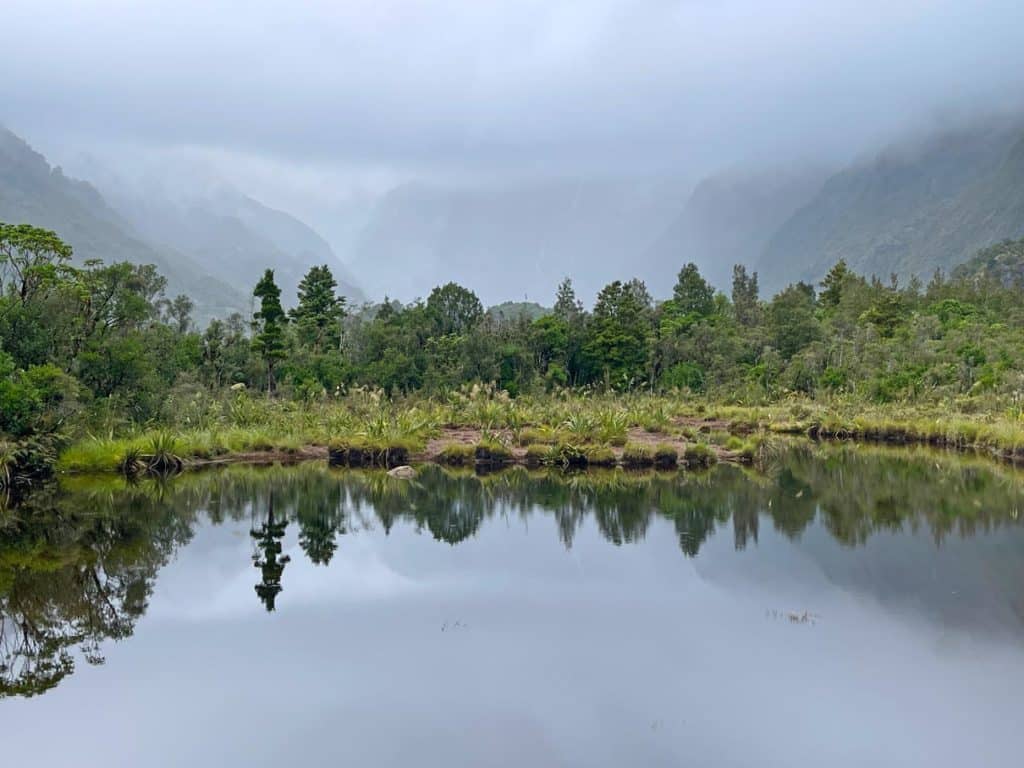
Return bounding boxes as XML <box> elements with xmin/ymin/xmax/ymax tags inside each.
<box><xmin>2</xmin><ymin>444</ymin><xmax>1023</xmax><ymax>766</ymax></box>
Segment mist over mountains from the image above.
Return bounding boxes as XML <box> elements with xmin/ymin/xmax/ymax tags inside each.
<box><xmin>344</xmin><ymin>111</ymin><xmax>1024</xmax><ymax>305</ymax></box>
<box><xmin>4</xmin><ymin>109</ymin><xmax>1024</xmax><ymax>318</ymax></box>
<box><xmin>0</xmin><ymin>127</ymin><xmax>363</xmax><ymax>321</ymax></box>
<box><xmin>348</xmin><ymin>177</ymin><xmax>691</xmax><ymax>305</ymax></box>
<box><xmin>90</xmin><ymin>170</ymin><xmax>365</xmax><ymax>309</ymax></box>
<box><xmin>758</xmin><ymin>114</ymin><xmax>1024</xmax><ymax>292</ymax></box>
<box><xmin>0</xmin><ymin>127</ymin><xmax>240</xmax><ymax>320</ymax></box>
<box><xmin>2</xmin><ymin>0</ymin><xmax>1023</xmax><ymax>317</ymax></box>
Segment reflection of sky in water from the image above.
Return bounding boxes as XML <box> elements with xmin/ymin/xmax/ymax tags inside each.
<box><xmin>5</xmin><ymin>497</ymin><xmax>1024</xmax><ymax>767</ymax></box>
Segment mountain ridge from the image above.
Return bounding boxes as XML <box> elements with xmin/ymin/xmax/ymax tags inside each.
<box><xmin>0</xmin><ymin>126</ymin><xmax>244</xmax><ymax>320</ymax></box>
<box><xmin>757</xmin><ymin>117</ymin><xmax>1024</xmax><ymax>292</ymax></box>
<box><xmin>0</xmin><ymin>127</ymin><xmax>364</xmax><ymax>322</ymax></box>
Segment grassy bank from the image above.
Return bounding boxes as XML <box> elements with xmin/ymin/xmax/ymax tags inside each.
<box><xmin>699</xmin><ymin>402</ymin><xmax>1024</xmax><ymax>459</ymax></box>
<box><xmin>54</xmin><ymin>388</ymin><xmax>1024</xmax><ymax>474</ymax></box>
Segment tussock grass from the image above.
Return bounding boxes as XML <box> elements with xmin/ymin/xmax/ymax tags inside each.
<box><xmin>683</xmin><ymin>442</ymin><xmax>717</xmax><ymax>468</ymax></box>
<box><xmin>60</xmin><ymin>427</ymin><xmax>311</xmax><ymax>473</ymax></box>
<box><xmin>55</xmin><ymin>389</ymin><xmax>1024</xmax><ymax>474</ymax></box>
<box><xmin>653</xmin><ymin>444</ymin><xmax>679</xmax><ymax>469</ymax></box>
<box><xmin>517</xmin><ymin>426</ymin><xmax>563</xmax><ymax>446</ymax></box>
<box><xmin>585</xmin><ymin>445</ymin><xmax>617</xmax><ymax>467</ymax></box>
<box><xmin>475</xmin><ymin>439</ymin><xmax>512</xmax><ymax>465</ymax></box>
<box><xmin>724</xmin><ymin>435</ymin><xmax>745</xmax><ymax>451</ymax></box>
<box><xmin>622</xmin><ymin>443</ymin><xmax>654</xmax><ymax>468</ymax></box>
<box><xmin>437</xmin><ymin>443</ymin><xmax>475</xmax><ymax>466</ymax></box>
<box><xmin>524</xmin><ymin>443</ymin><xmax>551</xmax><ymax>466</ymax></box>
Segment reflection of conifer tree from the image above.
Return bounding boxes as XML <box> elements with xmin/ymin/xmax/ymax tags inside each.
<box><xmin>766</xmin><ymin>467</ymin><xmax>817</xmax><ymax>540</ymax></box>
<box><xmin>295</xmin><ymin>476</ymin><xmax>346</xmax><ymax>566</ymax></box>
<box><xmin>299</xmin><ymin>515</ymin><xmax>339</xmax><ymax>565</ymax></box>
<box><xmin>420</xmin><ymin>496</ymin><xmax>486</xmax><ymax>545</ymax></box>
<box><xmin>411</xmin><ymin>471</ymin><xmax>487</xmax><ymax>545</ymax></box>
<box><xmin>593</xmin><ymin>496</ymin><xmax>651</xmax><ymax>545</ymax></box>
<box><xmin>667</xmin><ymin>501</ymin><xmax>723</xmax><ymax>557</ymax></box>
<box><xmin>732</xmin><ymin>504</ymin><xmax>759</xmax><ymax>550</ymax></box>
<box><xmin>553</xmin><ymin>504</ymin><xmax>586</xmax><ymax>550</ymax></box>
<box><xmin>251</xmin><ymin>493</ymin><xmax>291</xmax><ymax>611</ymax></box>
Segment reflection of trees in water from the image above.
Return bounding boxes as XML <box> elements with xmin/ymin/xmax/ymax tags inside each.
<box><xmin>0</xmin><ymin>482</ymin><xmax>194</xmax><ymax>697</ymax></box>
<box><xmin>4</xmin><ymin>446</ymin><xmax>1024</xmax><ymax>698</ymax></box>
<box><xmin>251</xmin><ymin>492</ymin><xmax>290</xmax><ymax>611</ymax></box>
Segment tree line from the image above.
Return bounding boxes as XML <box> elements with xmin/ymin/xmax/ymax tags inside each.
<box><xmin>3</xmin><ymin>221</ymin><xmax>1023</xmax><ymax>459</ymax></box>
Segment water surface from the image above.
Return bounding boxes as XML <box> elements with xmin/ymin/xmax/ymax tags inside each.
<box><xmin>2</xmin><ymin>445</ymin><xmax>1023</xmax><ymax>766</ymax></box>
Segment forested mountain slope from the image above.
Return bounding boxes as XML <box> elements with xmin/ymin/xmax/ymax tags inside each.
<box><xmin>953</xmin><ymin>237</ymin><xmax>1024</xmax><ymax>286</ymax></box>
<box><xmin>1</xmin><ymin>127</ymin><xmax>364</xmax><ymax>321</ymax></box>
<box><xmin>0</xmin><ymin>127</ymin><xmax>244</xmax><ymax>319</ymax></box>
<box><xmin>101</xmin><ymin>183</ymin><xmax>365</xmax><ymax>307</ymax></box>
<box><xmin>758</xmin><ymin>119</ymin><xmax>1024</xmax><ymax>292</ymax></box>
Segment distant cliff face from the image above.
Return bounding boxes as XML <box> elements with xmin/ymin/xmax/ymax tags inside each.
<box><xmin>757</xmin><ymin>119</ymin><xmax>1024</xmax><ymax>293</ymax></box>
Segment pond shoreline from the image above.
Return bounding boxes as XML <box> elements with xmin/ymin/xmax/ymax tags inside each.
<box><xmin>53</xmin><ymin>411</ymin><xmax>1024</xmax><ymax>477</ymax></box>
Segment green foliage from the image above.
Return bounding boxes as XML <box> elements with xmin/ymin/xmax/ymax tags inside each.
<box><xmin>553</xmin><ymin>277</ymin><xmax>582</xmax><ymax>322</ymax></box>
<box><xmin>731</xmin><ymin>265</ymin><xmax>760</xmax><ymax>326</ymax></box>
<box><xmin>582</xmin><ymin>279</ymin><xmax>652</xmax><ymax>387</ymax></box>
<box><xmin>673</xmin><ymin>263</ymin><xmax>716</xmax><ymax>318</ymax></box>
<box><xmin>0</xmin><ymin>351</ymin><xmax>78</xmax><ymax>437</ymax></box>
<box><xmin>7</xmin><ymin>218</ymin><xmax>1024</xmax><ymax>482</ymax></box>
<box><xmin>768</xmin><ymin>282</ymin><xmax>820</xmax><ymax>357</ymax></box>
<box><xmin>819</xmin><ymin>260</ymin><xmax>851</xmax><ymax>309</ymax></box>
<box><xmin>426</xmin><ymin>282</ymin><xmax>484</xmax><ymax>336</ymax></box>
<box><xmin>661</xmin><ymin>361</ymin><xmax>705</xmax><ymax>392</ymax></box>
<box><xmin>252</xmin><ymin>269</ymin><xmax>287</xmax><ymax>392</ymax></box>
<box><xmin>291</xmin><ymin>264</ymin><xmax>346</xmax><ymax>353</ymax></box>
<box><xmin>0</xmin><ymin>223</ymin><xmax>74</xmax><ymax>305</ymax></box>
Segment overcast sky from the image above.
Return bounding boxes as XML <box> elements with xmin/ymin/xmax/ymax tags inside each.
<box><xmin>3</xmin><ymin>0</ymin><xmax>1024</xmax><ymax>230</ymax></box>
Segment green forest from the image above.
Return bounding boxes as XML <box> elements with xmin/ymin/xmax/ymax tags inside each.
<box><xmin>3</xmin><ymin>220</ymin><xmax>1024</xmax><ymax>480</ymax></box>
